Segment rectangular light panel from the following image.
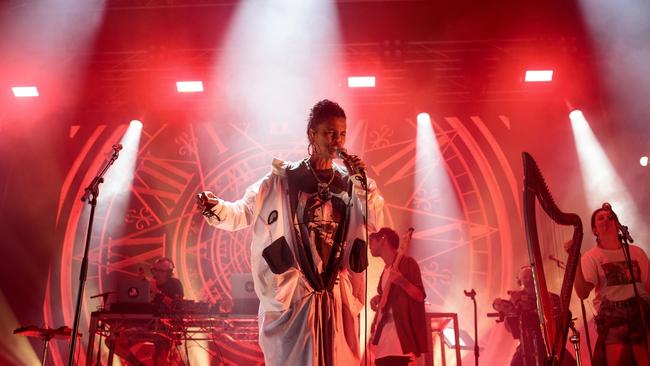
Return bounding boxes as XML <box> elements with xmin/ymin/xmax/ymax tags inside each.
<box><xmin>348</xmin><ymin>76</ymin><xmax>376</xmax><ymax>88</ymax></box>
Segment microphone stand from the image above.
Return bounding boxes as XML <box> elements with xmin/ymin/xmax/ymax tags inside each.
<box><xmin>578</xmin><ymin>299</ymin><xmax>593</xmax><ymax>363</ymax></box>
<box><xmin>67</xmin><ymin>145</ymin><xmax>121</xmax><ymax>366</ymax></box>
<box><xmin>616</xmin><ymin>220</ymin><xmax>649</xmax><ymax>359</ymax></box>
<box><xmin>465</xmin><ymin>288</ymin><xmax>479</xmax><ymax>366</ymax></box>
<box><xmin>551</xmin><ymin>255</ymin><xmax>593</xmax><ymax>362</ymax></box>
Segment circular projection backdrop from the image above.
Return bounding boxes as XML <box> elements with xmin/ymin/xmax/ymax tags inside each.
<box><xmin>47</xmin><ymin>114</ymin><xmax>521</xmax><ymax>365</ymax></box>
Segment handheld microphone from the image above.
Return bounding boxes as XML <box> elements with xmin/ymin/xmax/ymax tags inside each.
<box><xmin>336</xmin><ymin>148</ymin><xmax>365</xmax><ymax>175</ymax></box>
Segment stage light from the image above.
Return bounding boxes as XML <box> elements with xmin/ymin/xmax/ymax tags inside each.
<box><xmin>569</xmin><ymin>109</ymin><xmax>584</xmax><ymax>121</ymax></box>
<box><xmin>348</xmin><ymin>76</ymin><xmax>376</xmax><ymax>88</ymax></box>
<box><xmin>524</xmin><ymin>70</ymin><xmax>554</xmax><ymax>82</ymax></box>
<box><xmin>103</xmin><ymin>121</ymin><xmax>142</xmax><ymax>197</ymax></box>
<box><xmin>176</xmin><ymin>81</ymin><xmax>204</xmax><ymax>93</ymax></box>
<box><xmin>570</xmin><ymin>109</ymin><xmax>643</xmax><ymax>242</ymax></box>
<box><xmin>641</xmin><ymin>156</ymin><xmax>648</xmax><ymax>167</ymax></box>
<box><xmin>0</xmin><ymin>291</ymin><xmax>40</xmax><ymax>364</ymax></box>
<box><xmin>417</xmin><ymin>112</ymin><xmax>431</xmax><ymax>124</ymax></box>
<box><xmin>11</xmin><ymin>86</ymin><xmax>39</xmax><ymax>97</ymax></box>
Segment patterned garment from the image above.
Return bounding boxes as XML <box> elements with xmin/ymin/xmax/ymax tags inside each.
<box><xmin>205</xmin><ymin>158</ymin><xmax>385</xmax><ymax>366</ymax></box>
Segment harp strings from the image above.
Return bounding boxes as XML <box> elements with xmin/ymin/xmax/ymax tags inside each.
<box><xmin>534</xmin><ymin>203</ymin><xmax>573</xmax><ymax>298</ymax></box>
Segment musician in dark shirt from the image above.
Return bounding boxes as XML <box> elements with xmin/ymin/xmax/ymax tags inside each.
<box><xmin>112</xmin><ymin>257</ymin><xmax>184</xmax><ymax>366</ymax></box>
<box><xmin>150</xmin><ymin>257</ymin><xmax>184</xmax><ymax>310</ymax></box>
<box><xmin>369</xmin><ymin>227</ymin><xmax>427</xmax><ymax>366</ymax></box>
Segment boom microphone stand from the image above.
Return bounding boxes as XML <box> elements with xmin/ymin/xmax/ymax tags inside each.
<box><xmin>606</xmin><ymin>203</ymin><xmax>650</xmax><ymax>360</ymax></box>
<box><xmin>67</xmin><ymin>144</ymin><xmax>122</xmax><ymax>365</ymax></box>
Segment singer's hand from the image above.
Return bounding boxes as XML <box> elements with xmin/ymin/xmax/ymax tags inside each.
<box><xmin>196</xmin><ymin>191</ymin><xmax>219</xmax><ymax>212</ymax></box>
<box><xmin>341</xmin><ymin>153</ymin><xmax>366</xmax><ymax>175</ymax></box>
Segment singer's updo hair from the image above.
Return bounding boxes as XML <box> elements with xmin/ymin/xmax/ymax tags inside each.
<box><xmin>306</xmin><ymin>99</ymin><xmax>346</xmax><ymax>142</ymax></box>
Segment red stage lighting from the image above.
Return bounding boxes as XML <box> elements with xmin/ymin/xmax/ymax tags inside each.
<box><xmin>347</xmin><ymin>76</ymin><xmax>375</xmax><ymax>88</ymax></box>
<box><xmin>130</xmin><ymin>120</ymin><xmax>143</xmax><ymax>129</ymax></box>
<box><xmin>416</xmin><ymin>112</ymin><xmax>431</xmax><ymax>124</ymax></box>
<box><xmin>176</xmin><ymin>81</ymin><xmax>204</xmax><ymax>93</ymax></box>
<box><xmin>12</xmin><ymin>86</ymin><xmax>39</xmax><ymax>97</ymax></box>
<box><xmin>641</xmin><ymin>156</ymin><xmax>648</xmax><ymax>167</ymax></box>
<box><xmin>524</xmin><ymin>70</ymin><xmax>553</xmax><ymax>82</ymax></box>
<box><xmin>569</xmin><ymin>109</ymin><xmax>584</xmax><ymax>121</ymax></box>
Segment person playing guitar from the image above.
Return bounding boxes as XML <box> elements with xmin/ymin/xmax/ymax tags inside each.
<box><xmin>369</xmin><ymin>227</ymin><xmax>428</xmax><ymax>366</ymax></box>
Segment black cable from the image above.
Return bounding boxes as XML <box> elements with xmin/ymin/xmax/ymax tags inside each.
<box><xmin>362</xmin><ymin>174</ymin><xmax>370</xmax><ymax>366</ymax></box>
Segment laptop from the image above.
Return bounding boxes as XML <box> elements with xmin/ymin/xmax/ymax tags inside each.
<box><xmin>230</xmin><ymin>273</ymin><xmax>259</xmax><ymax>315</ymax></box>
<box><xmin>117</xmin><ymin>278</ymin><xmax>152</xmax><ymax>303</ymax></box>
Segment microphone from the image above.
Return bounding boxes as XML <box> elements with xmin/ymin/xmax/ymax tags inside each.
<box><xmin>89</xmin><ymin>291</ymin><xmax>115</xmax><ymax>299</ymax></box>
<box><xmin>602</xmin><ymin>202</ymin><xmax>634</xmax><ymax>243</ymax></box>
<box><xmin>602</xmin><ymin>202</ymin><xmax>614</xmax><ymax>220</ymax></box>
<box><xmin>336</xmin><ymin>148</ymin><xmax>365</xmax><ymax>175</ymax></box>
<box><xmin>112</xmin><ymin>143</ymin><xmax>123</xmax><ymax>151</ymax></box>
<box><xmin>464</xmin><ymin>288</ymin><xmax>476</xmax><ymax>298</ymax></box>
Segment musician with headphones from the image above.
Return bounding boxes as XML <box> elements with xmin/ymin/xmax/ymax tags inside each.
<box><xmin>150</xmin><ymin>257</ymin><xmax>184</xmax><ymax>309</ymax></box>
<box><xmin>112</xmin><ymin>257</ymin><xmax>184</xmax><ymax>366</ymax></box>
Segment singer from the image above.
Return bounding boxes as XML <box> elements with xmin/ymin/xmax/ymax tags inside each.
<box><xmin>565</xmin><ymin>204</ymin><xmax>650</xmax><ymax>366</ymax></box>
<box><xmin>196</xmin><ymin>99</ymin><xmax>384</xmax><ymax>366</ymax></box>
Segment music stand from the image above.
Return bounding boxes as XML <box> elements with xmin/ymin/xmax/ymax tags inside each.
<box><xmin>425</xmin><ymin>312</ymin><xmax>462</xmax><ymax>366</ymax></box>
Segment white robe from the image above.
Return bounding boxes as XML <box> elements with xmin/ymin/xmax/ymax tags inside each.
<box><xmin>205</xmin><ymin>158</ymin><xmax>384</xmax><ymax>366</ymax></box>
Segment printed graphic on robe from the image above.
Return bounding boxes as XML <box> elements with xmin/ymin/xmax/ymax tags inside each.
<box><xmin>602</xmin><ymin>260</ymin><xmax>641</xmax><ymax>286</ymax></box>
<box><xmin>295</xmin><ymin>191</ymin><xmax>345</xmax><ymax>265</ymax></box>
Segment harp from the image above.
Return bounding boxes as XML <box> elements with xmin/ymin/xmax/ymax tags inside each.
<box><xmin>522</xmin><ymin>152</ymin><xmax>583</xmax><ymax>365</ymax></box>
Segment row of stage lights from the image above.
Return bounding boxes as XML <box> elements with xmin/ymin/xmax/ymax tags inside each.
<box><xmin>8</xmin><ymin>72</ymin><xmax>648</xmax><ymax>168</ymax></box>
<box><xmin>9</xmin><ymin>69</ymin><xmax>555</xmax><ymax>98</ymax></box>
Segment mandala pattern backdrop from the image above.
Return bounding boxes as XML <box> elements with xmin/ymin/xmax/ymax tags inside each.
<box><xmin>45</xmin><ymin>114</ymin><xmax>521</xmax><ymax>365</ymax></box>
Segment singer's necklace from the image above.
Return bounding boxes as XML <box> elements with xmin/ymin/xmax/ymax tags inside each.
<box><xmin>305</xmin><ymin>158</ymin><xmax>335</xmax><ymax>201</ymax></box>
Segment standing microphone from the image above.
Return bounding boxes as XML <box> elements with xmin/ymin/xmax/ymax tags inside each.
<box><xmin>602</xmin><ymin>202</ymin><xmax>634</xmax><ymax>243</ymax></box>
<box><xmin>602</xmin><ymin>202</ymin><xmax>614</xmax><ymax>220</ymax></box>
<box><xmin>112</xmin><ymin>143</ymin><xmax>123</xmax><ymax>152</ymax></box>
